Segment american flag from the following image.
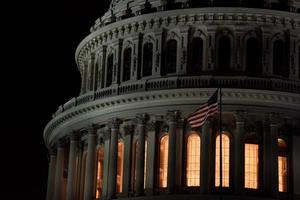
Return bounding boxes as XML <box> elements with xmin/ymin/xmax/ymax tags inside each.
<box><xmin>187</xmin><ymin>89</ymin><xmax>219</xmax><ymax>128</ymax></box>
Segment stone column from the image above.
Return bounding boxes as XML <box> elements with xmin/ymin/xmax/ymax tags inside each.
<box><xmin>270</xmin><ymin>113</ymin><xmax>279</xmax><ymax>197</ymax></box>
<box><xmin>46</xmin><ymin>150</ymin><xmax>56</xmax><ymax>200</ymax></box>
<box><xmin>107</xmin><ymin>118</ymin><xmax>122</xmax><ymax>199</ymax></box>
<box><xmin>166</xmin><ymin>111</ymin><xmax>180</xmax><ymax>194</ymax></box>
<box><xmin>53</xmin><ymin>140</ymin><xmax>65</xmax><ymax>200</ymax></box>
<box><xmin>234</xmin><ymin>111</ymin><xmax>247</xmax><ymax>194</ymax></box>
<box><xmin>66</xmin><ymin>132</ymin><xmax>80</xmax><ymax>200</ymax></box>
<box><xmin>263</xmin><ymin>113</ymin><xmax>279</xmax><ymax>197</ymax></box>
<box><xmin>101</xmin><ymin>129</ymin><xmax>111</xmax><ymax>199</ymax></box>
<box><xmin>135</xmin><ymin>113</ymin><xmax>149</xmax><ymax>196</ymax></box>
<box><xmin>84</xmin><ymin>126</ymin><xmax>98</xmax><ymax>200</ymax></box>
<box><xmin>201</xmin><ymin>120</ymin><xmax>212</xmax><ymax>193</ymax></box>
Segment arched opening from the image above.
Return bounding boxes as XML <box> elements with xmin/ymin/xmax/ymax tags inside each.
<box><xmin>246</xmin><ymin>37</ymin><xmax>261</xmax><ymax>75</ymax></box>
<box><xmin>96</xmin><ymin>147</ymin><xmax>104</xmax><ymax>198</ymax></box>
<box><xmin>123</xmin><ymin>47</ymin><xmax>132</xmax><ymax>82</ymax></box>
<box><xmin>218</xmin><ymin>36</ymin><xmax>231</xmax><ymax>71</ymax></box>
<box><xmin>273</xmin><ymin>40</ymin><xmax>289</xmax><ymax>78</ymax></box>
<box><xmin>244</xmin><ymin>137</ymin><xmax>259</xmax><ymax>189</ymax></box>
<box><xmin>186</xmin><ymin>132</ymin><xmax>201</xmax><ymax>186</ymax></box>
<box><xmin>278</xmin><ymin>138</ymin><xmax>288</xmax><ymax>192</ymax></box>
<box><xmin>159</xmin><ymin>135</ymin><xmax>169</xmax><ymax>188</ymax></box>
<box><xmin>117</xmin><ymin>141</ymin><xmax>124</xmax><ymax>193</ymax></box>
<box><xmin>166</xmin><ymin>39</ymin><xmax>177</xmax><ymax>74</ymax></box>
<box><xmin>215</xmin><ymin>133</ymin><xmax>230</xmax><ymax>187</ymax></box>
<box><xmin>142</xmin><ymin>43</ymin><xmax>153</xmax><ymax>77</ymax></box>
<box><xmin>190</xmin><ymin>37</ymin><xmax>204</xmax><ymax>75</ymax></box>
<box><xmin>106</xmin><ymin>54</ymin><xmax>114</xmax><ymax>87</ymax></box>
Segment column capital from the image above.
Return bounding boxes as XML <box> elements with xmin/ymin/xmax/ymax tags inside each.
<box><xmin>56</xmin><ymin>139</ymin><xmax>66</xmax><ymax>149</ymax></box>
<box><xmin>85</xmin><ymin>124</ymin><xmax>100</xmax><ymax>135</ymax></box>
<box><xmin>69</xmin><ymin>130</ymin><xmax>81</xmax><ymax>141</ymax></box>
<box><xmin>234</xmin><ymin>110</ymin><xmax>248</xmax><ymax>123</ymax></box>
<box><xmin>122</xmin><ymin>122</ymin><xmax>135</xmax><ymax>136</ymax></box>
<box><xmin>270</xmin><ymin>113</ymin><xmax>281</xmax><ymax>126</ymax></box>
<box><xmin>146</xmin><ymin>120</ymin><xmax>157</xmax><ymax>132</ymax></box>
<box><xmin>136</xmin><ymin>113</ymin><xmax>150</xmax><ymax>125</ymax></box>
<box><xmin>108</xmin><ymin>118</ymin><xmax>122</xmax><ymax>130</ymax></box>
<box><xmin>166</xmin><ymin>110</ymin><xmax>181</xmax><ymax>123</ymax></box>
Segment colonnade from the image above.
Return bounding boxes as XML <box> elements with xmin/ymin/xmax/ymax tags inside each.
<box><xmin>46</xmin><ymin>111</ymin><xmax>286</xmax><ymax>200</ymax></box>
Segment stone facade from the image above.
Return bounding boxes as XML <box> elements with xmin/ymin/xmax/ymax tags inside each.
<box><xmin>44</xmin><ymin>1</ymin><xmax>300</xmax><ymax>200</ymax></box>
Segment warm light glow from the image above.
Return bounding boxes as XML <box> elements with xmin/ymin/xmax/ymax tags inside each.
<box><xmin>186</xmin><ymin>133</ymin><xmax>201</xmax><ymax>186</ymax></box>
<box><xmin>159</xmin><ymin>135</ymin><xmax>169</xmax><ymax>188</ymax></box>
<box><xmin>244</xmin><ymin>144</ymin><xmax>259</xmax><ymax>189</ymax></box>
<box><xmin>117</xmin><ymin>141</ymin><xmax>124</xmax><ymax>193</ymax></box>
<box><xmin>144</xmin><ymin>140</ymin><xmax>147</xmax><ymax>189</ymax></box>
<box><xmin>278</xmin><ymin>156</ymin><xmax>288</xmax><ymax>192</ymax></box>
<box><xmin>215</xmin><ymin>134</ymin><xmax>230</xmax><ymax>187</ymax></box>
<box><xmin>278</xmin><ymin>138</ymin><xmax>288</xmax><ymax>192</ymax></box>
<box><xmin>96</xmin><ymin>147</ymin><xmax>104</xmax><ymax>198</ymax></box>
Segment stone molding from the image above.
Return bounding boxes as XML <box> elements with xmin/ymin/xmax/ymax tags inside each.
<box><xmin>44</xmin><ymin>88</ymin><xmax>300</xmax><ymax>146</ymax></box>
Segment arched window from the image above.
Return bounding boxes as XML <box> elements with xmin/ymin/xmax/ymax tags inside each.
<box><xmin>159</xmin><ymin>135</ymin><xmax>169</xmax><ymax>188</ymax></box>
<box><xmin>215</xmin><ymin>133</ymin><xmax>230</xmax><ymax>187</ymax></box>
<box><xmin>142</xmin><ymin>43</ymin><xmax>153</xmax><ymax>77</ymax></box>
<box><xmin>117</xmin><ymin>141</ymin><xmax>124</xmax><ymax>193</ymax></box>
<box><xmin>273</xmin><ymin>40</ymin><xmax>289</xmax><ymax>78</ymax></box>
<box><xmin>218</xmin><ymin>36</ymin><xmax>231</xmax><ymax>71</ymax></box>
<box><xmin>96</xmin><ymin>147</ymin><xmax>104</xmax><ymax>198</ymax></box>
<box><xmin>186</xmin><ymin>132</ymin><xmax>201</xmax><ymax>186</ymax></box>
<box><xmin>190</xmin><ymin>37</ymin><xmax>204</xmax><ymax>75</ymax></box>
<box><xmin>123</xmin><ymin>47</ymin><xmax>132</xmax><ymax>82</ymax></box>
<box><xmin>278</xmin><ymin>138</ymin><xmax>288</xmax><ymax>192</ymax></box>
<box><xmin>244</xmin><ymin>139</ymin><xmax>259</xmax><ymax>189</ymax></box>
<box><xmin>166</xmin><ymin>39</ymin><xmax>177</xmax><ymax>74</ymax></box>
<box><xmin>246</xmin><ymin>37</ymin><xmax>261</xmax><ymax>75</ymax></box>
<box><xmin>106</xmin><ymin>54</ymin><xmax>114</xmax><ymax>87</ymax></box>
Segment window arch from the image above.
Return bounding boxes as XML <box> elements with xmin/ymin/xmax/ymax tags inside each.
<box><xmin>273</xmin><ymin>40</ymin><xmax>289</xmax><ymax>78</ymax></box>
<box><xmin>123</xmin><ymin>47</ymin><xmax>132</xmax><ymax>82</ymax></box>
<box><xmin>218</xmin><ymin>36</ymin><xmax>231</xmax><ymax>71</ymax></box>
<box><xmin>244</xmin><ymin>136</ymin><xmax>259</xmax><ymax>189</ymax></box>
<box><xmin>186</xmin><ymin>132</ymin><xmax>201</xmax><ymax>186</ymax></box>
<box><xmin>159</xmin><ymin>134</ymin><xmax>169</xmax><ymax>188</ymax></box>
<box><xmin>142</xmin><ymin>43</ymin><xmax>153</xmax><ymax>77</ymax></box>
<box><xmin>96</xmin><ymin>147</ymin><xmax>104</xmax><ymax>198</ymax></box>
<box><xmin>106</xmin><ymin>54</ymin><xmax>114</xmax><ymax>87</ymax></box>
<box><xmin>278</xmin><ymin>138</ymin><xmax>288</xmax><ymax>192</ymax></box>
<box><xmin>215</xmin><ymin>133</ymin><xmax>230</xmax><ymax>187</ymax></box>
<box><xmin>166</xmin><ymin>39</ymin><xmax>177</xmax><ymax>74</ymax></box>
<box><xmin>117</xmin><ymin>141</ymin><xmax>124</xmax><ymax>193</ymax></box>
<box><xmin>246</xmin><ymin>37</ymin><xmax>261</xmax><ymax>75</ymax></box>
<box><xmin>190</xmin><ymin>37</ymin><xmax>204</xmax><ymax>75</ymax></box>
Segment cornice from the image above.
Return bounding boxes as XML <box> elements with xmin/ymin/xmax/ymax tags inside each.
<box><xmin>43</xmin><ymin>88</ymin><xmax>300</xmax><ymax>147</ymax></box>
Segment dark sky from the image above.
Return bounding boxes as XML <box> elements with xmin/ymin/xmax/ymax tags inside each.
<box><xmin>3</xmin><ymin>0</ymin><xmax>110</xmax><ymax>199</ymax></box>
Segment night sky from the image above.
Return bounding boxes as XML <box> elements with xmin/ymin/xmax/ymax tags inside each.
<box><xmin>3</xmin><ymin>0</ymin><xmax>110</xmax><ymax>199</ymax></box>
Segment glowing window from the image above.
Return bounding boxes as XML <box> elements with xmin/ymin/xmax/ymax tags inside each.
<box><xmin>159</xmin><ymin>135</ymin><xmax>169</xmax><ymax>188</ymax></box>
<box><xmin>244</xmin><ymin>144</ymin><xmax>259</xmax><ymax>189</ymax></box>
<box><xmin>215</xmin><ymin>134</ymin><xmax>230</xmax><ymax>187</ymax></box>
<box><xmin>278</xmin><ymin>138</ymin><xmax>288</xmax><ymax>192</ymax></box>
<box><xmin>186</xmin><ymin>133</ymin><xmax>201</xmax><ymax>186</ymax></box>
<box><xmin>96</xmin><ymin>147</ymin><xmax>104</xmax><ymax>198</ymax></box>
<box><xmin>117</xmin><ymin>141</ymin><xmax>124</xmax><ymax>193</ymax></box>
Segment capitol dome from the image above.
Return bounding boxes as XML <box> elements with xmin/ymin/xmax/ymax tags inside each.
<box><xmin>45</xmin><ymin>1</ymin><xmax>300</xmax><ymax>200</ymax></box>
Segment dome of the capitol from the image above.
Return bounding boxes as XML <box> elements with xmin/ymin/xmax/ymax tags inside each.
<box><xmin>45</xmin><ymin>1</ymin><xmax>300</xmax><ymax>200</ymax></box>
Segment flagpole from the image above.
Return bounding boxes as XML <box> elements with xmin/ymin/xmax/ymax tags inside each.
<box><xmin>219</xmin><ymin>86</ymin><xmax>222</xmax><ymax>200</ymax></box>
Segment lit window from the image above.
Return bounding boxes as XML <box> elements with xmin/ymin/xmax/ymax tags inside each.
<box><xmin>159</xmin><ymin>135</ymin><xmax>169</xmax><ymax>188</ymax></box>
<box><xmin>278</xmin><ymin>138</ymin><xmax>288</xmax><ymax>192</ymax></box>
<box><xmin>186</xmin><ymin>133</ymin><xmax>201</xmax><ymax>186</ymax></box>
<box><xmin>117</xmin><ymin>141</ymin><xmax>124</xmax><ymax>193</ymax></box>
<box><xmin>244</xmin><ymin>144</ymin><xmax>259</xmax><ymax>189</ymax></box>
<box><xmin>96</xmin><ymin>147</ymin><xmax>104</xmax><ymax>198</ymax></box>
<box><xmin>215</xmin><ymin>133</ymin><xmax>230</xmax><ymax>187</ymax></box>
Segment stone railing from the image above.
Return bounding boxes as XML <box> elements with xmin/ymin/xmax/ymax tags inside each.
<box><xmin>53</xmin><ymin>76</ymin><xmax>300</xmax><ymax>117</ymax></box>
